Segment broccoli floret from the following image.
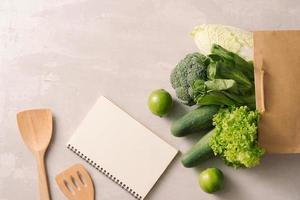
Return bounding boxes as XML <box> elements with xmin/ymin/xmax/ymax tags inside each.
<box><xmin>170</xmin><ymin>53</ymin><xmax>209</xmax><ymax>105</ymax></box>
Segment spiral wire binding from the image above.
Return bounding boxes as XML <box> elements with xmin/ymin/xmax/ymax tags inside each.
<box><xmin>67</xmin><ymin>144</ymin><xmax>142</xmax><ymax>200</ymax></box>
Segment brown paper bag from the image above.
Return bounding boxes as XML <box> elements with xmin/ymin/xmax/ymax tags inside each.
<box><xmin>254</xmin><ymin>30</ymin><xmax>300</xmax><ymax>153</ymax></box>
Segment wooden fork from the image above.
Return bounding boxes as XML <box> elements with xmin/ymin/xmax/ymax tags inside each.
<box><xmin>56</xmin><ymin>164</ymin><xmax>94</xmax><ymax>200</ymax></box>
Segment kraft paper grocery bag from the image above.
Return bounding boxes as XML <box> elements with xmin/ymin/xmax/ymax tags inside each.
<box><xmin>254</xmin><ymin>30</ymin><xmax>300</xmax><ymax>153</ymax></box>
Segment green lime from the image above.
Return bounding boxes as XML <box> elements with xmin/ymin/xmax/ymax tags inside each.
<box><xmin>148</xmin><ymin>89</ymin><xmax>173</xmax><ymax>117</ymax></box>
<box><xmin>198</xmin><ymin>168</ymin><xmax>224</xmax><ymax>193</ymax></box>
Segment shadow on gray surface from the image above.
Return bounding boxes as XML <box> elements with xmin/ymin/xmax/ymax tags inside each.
<box><xmin>47</xmin><ymin>113</ymin><xmax>57</xmax><ymax>154</ymax></box>
<box><xmin>45</xmin><ymin>113</ymin><xmax>57</xmax><ymax>200</ymax></box>
<box><xmin>144</xmin><ymin>152</ymin><xmax>181</xmax><ymax>200</ymax></box>
<box><xmin>194</xmin><ymin>156</ymin><xmax>222</xmax><ymax>172</ymax></box>
<box><xmin>249</xmin><ymin>153</ymin><xmax>300</xmax><ymax>181</ymax></box>
<box><xmin>214</xmin><ymin>172</ymin><xmax>246</xmax><ymax>200</ymax></box>
<box><xmin>192</xmin><ymin>153</ymin><xmax>300</xmax><ymax>200</ymax></box>
<box><xmin>164</xmin><ymin>99</ymin><xmax>190</xmax><ymax>121</ymax></box>
<box><xmin>183</xmin><ymin>128</ymin><xmax>213</xmax><ymax>147</ymax></box>
<box><xmin>192</xmin><ymin>158</ymin><xmax>253</xmax><ymax>200</ymax></box>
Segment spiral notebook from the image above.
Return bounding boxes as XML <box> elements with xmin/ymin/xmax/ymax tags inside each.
<box><xmin>67</xmin><ymin>96</ymin><xmax>178</xmax><ymax>199</ymax></box>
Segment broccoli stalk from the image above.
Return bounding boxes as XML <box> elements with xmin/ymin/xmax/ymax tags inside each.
<box><xmin>181</xmin><ymin>106</ymin><xmax>265</xmax><ymax>169</ymax></box>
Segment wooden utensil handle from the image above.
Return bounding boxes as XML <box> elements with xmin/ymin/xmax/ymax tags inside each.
<box><xmin>35</xmin><ymin>151</ymin><xmax>51</xmax><ymax>200</ymax></box>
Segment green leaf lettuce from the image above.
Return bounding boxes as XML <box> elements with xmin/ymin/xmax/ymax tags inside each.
<box><xmin>209</xmin><ymin>106</ymin><xmax>265</xmax><ymax>168</ymax></box>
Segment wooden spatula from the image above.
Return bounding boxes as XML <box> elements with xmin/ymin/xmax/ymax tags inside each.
<box><xmin>17</xmin><ymin>109</ymin><xmax>53</xmax><ymax>200</ymax></box>
<box><xmin>56</xmin><ymin>164</ymin><xmax>94</xmax><ymax>200</ymax></box>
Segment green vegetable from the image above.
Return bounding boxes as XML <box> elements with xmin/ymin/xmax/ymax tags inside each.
<box><xmin>210</xmin><ymin>43</ymin><xmax>254</xmax><ymax>81</ymax></box>
<box><xmin>191</xmin><ymin>24</ymin><xmax>253</xmax><ymax>60</ymax></box>
<box><xmin>170</xmin><ymin>53</ymin><xmax>210</xmax><ymax>105</ymax></box>
<box><xmin>181</xmin><ymin>129</ymin><xmax>215</xmax><ymax>167</ymax></box>
<box><xmin>198</xmin><ymin>168</ymin><xmax>224</xmax><ymax>193</ymax></box>
<box><xmin>193</xmin><ymin>44</ymin><xmax>256</xmax><ymax>109</ymax></box>
<box><xmin>170</xmin><ymin>45</ymin><xmax>255</xmax><ymax>109</ymax></box>
<box><xmin>207</xmin><ymin>60</ymin><xmax>252</xmax><ymax>92</ymax></box>
<box><xmin>210</xmin><ymin>106</ymin><xmax>265</xmax><ymax>168</ymax></box>
<box><xmin>171</xmin><ymin>105</ymin><xmax>219</xmax><ymax>137</ymax></box>
<box><xmin>204</xmin><ymin>79</ymin><xmax>236</xmax><ymax>91</ymax></box>
<box><xmin>181</xmin><ymin>106</ymin><xmax>265</xmax><ymax>168</ymax></box>
<box><xmin>148</xmin><ymin>89</ymin><xmax>173</xmax><ymax>117</ymax></box>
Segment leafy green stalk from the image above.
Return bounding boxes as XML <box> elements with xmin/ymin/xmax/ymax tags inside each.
<box><xmin>192</xmin><ymin>44</ymin><xmax>256</xmax><ymax>109</ymax></box>
<box><xmin>196</xmin><ymin>91</ymin><xmax>237</xmax><ymax>107</ymax></box>
<box><xmin>207</xmin><ymin>61</ymin><xmax>253</xmax><ymax>94</ymax></box>
<box><xmin>211</xmin><ymin>44</ymin><xmax>254</xmax><ymax>81</ymax></box>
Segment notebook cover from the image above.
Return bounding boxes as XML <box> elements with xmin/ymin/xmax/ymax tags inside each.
<box><xmin>67</xmin><ymin>96</ymin><xmax>178</xmax><ymax>199</ymax></box>
<box><xmin>254</xmin><ymin>30</ymin><xmax>300</xmax><ymax>153</ymax></box>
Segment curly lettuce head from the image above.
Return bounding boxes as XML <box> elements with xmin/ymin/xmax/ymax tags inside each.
<box><xmin>209</xmin><ymin>106</ymin><xmax>265</xmax><ymax>168</ymax></box>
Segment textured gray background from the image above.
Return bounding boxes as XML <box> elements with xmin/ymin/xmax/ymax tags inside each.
<box><xmin>1</xmin><ymin>0</ymin><xmax>300</xmax><ymax>200</ymax></box>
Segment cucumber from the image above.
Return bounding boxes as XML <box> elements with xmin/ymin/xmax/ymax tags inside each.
<box><xmin>181</xmin><ymin>129</ymin><xmax>215</xmax><ymax>168</ymax></box>
<box><xmin>171</xmin><ymin>105</ymin><xmax>219</xmax><ymax>137</ymax></box>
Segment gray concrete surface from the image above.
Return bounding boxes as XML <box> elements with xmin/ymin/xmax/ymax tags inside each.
<box><xmin>1</xmin><ymin>0</ymin><xmax>300</xmax><ymax>200</ymax></box>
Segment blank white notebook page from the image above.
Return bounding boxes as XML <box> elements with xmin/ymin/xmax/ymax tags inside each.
<box><xmin>67</xmin><ymin>96</ymin><xmax>178</xmax><ymax>200</ymax></box>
